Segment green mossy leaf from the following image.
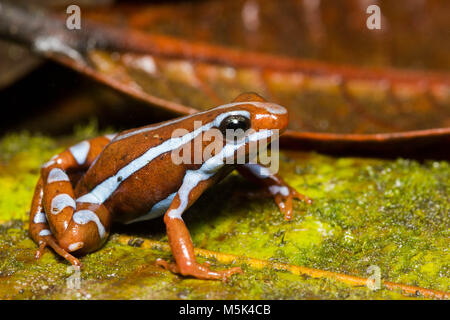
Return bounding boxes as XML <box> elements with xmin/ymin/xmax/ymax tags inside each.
<box><xmin>0</xmin><ymin>130</ymin><xmax>448</xmax><ymax>299</ymax></box>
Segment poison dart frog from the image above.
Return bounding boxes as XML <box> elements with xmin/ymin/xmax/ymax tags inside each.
<box><xmin>29</xmin><ymin>93</ymin><xmax>312</xmax><ymax>280</ymax></box>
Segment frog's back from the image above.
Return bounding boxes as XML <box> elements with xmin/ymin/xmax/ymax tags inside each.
<box><xmin>73</xmin><ymin>96</ymin><xmax>285</xmax><ymax>223</ymax></box>
<box><xmin>74</xmin><ymin>114</ymin><xmax>216</xmax><ymax>223</ymax></box>
<box><xmin>75</xmin><ymin>127</ymin><xmax>167</xmax><ymax>195</ymax></box>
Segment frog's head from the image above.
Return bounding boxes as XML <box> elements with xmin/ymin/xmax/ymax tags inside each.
<box><xmin>204</xmin><ymin>92</ymin><xmax>289</xmax><ymax>164</ymax></box>
<box><xmin>221</xmin><ymin>92</ymin><xmax>288</xmax><ymax>134</ymax></box>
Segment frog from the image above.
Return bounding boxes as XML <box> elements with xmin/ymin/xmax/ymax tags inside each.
<box><xmin>29</xmin><ymin>92</ymin><xmax>312</xmax><ymax>280</ymax></box>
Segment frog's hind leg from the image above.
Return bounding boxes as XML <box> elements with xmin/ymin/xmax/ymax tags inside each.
<box><xmin>29</xmin><ymin>177</ymin><xmax>82</xmax><ymax>266</ymax></box>
<box><xmin>29</xmin><ymin>135</ymin><xmax>115</xmax><ymax>266</ymax></box>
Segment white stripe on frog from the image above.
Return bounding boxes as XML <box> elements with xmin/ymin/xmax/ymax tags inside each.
<box><xmin>39</xmin><ymin>229</ymin><xmax>51</xmax><ymax>236</ymax></box>
<box><xmin>51</xmin><ymin>194</ymin><xmax>76</xmax><ymax>214</ymax></box>
<box><xmin>47</xmin><ymin>168</ymin><xmax>70</xmax><ymax>183</ymax></box>
<box><xmin>167</xmin><ymin>129</ymin><xmax>274</xmax><ymax>219</ymax></box>
<box><xmin>113</xmin><ymin>101</ymin><xmax>285</xmax><ymax>142</ymax></box>
<box><xmin>268</xmin><ymin>185</ymin><xmax>289</xmax><ymax>197</ymax></box>
<box><xmin>69</xmin><ymin>141</ymin><xmax>90</xmax><ymax>165</ymax></box>
<box><xmin>73</xmin><ymin>210</ymin><xmax>106</xmax><ymax>239</ymax></box>
<box><xmin>126</xmin><ymin>192</ymin><xmax>176</xmax><ymax>224</ymax></box>
<box><xmin>33</xmin><ymin>211</ymin><xmax>47</xmax><ymax>224</ymax></box>
<box><xmin>104</xmin><ymin>134</ymin><xmax>117</xmax><ymax>140</ymax></box>
<box><xmin>76</xmin><ymin>110</ymin><xmax>250</xmax><ymax>205</ymax></box>
<box><xmin>244</xmin><ymin>163</ymin><xmax>272</xmax><ymax>178</ymax></box>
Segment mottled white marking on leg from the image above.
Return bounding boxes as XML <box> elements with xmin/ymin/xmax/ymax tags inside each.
<box><xmin>269</xmin><ymin>185</ymin><xmax>289</xmax><ymax>196</ymax></box>
<box><xmin>39</xmin><ymin>229</ymin><xmax>51</xmax><ymax>236</ymax></box>
<box><xmin>47</xmin><ymin>168</ymin><xmax>70</xmax><ymax>183</ymax></box>
<box><xmin>33</xmin><ymin>211</ymin><xmax>47</xmax><ymax>224</ymax></box>
<box><xmin>69</xmin><ymin>140</ymin><xmax>90</xmax><ymax>165</ymax></box>
<box><xmin>68</xmin><ymin>242</ymin><xmax>84</xmax><ymax>252</ymax></box>
<box><xmin>42</xmin><ymin>160</ymin><xmax>55</xmax><ymax>168</ymax></box>
<box><xmin>73</xmin><ymin>210</ymin><xmax>106</xmax><ymax>239</ymax></box>
<box><xmin>51</xmin><ymin>194</ymin><xmax>76</xmax><ymax>214</ymax></box>
<box><xmin>42</xmin><ymin>155</ymin><xmax>62</xmax><ymax>168</ymax></box>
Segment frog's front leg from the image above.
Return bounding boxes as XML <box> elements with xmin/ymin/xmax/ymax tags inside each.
<box><xmin>156</xmin><ymin>177</ymin><xmax>242</xmax><ymax>280</ymax></box>
<box><xmin>237</xmin><ymin>163</ymin><xmax>312</xmax><ymax>221</ymax></box>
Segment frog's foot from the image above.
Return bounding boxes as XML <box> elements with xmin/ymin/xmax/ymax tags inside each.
<box><xmin>35</xmin><ymin>235</ymin><xmax>82</xmax><ymax>268</ymax></box>
<box><xmin>271</xmin><ymin>186</ymin><xmax>313</xmax><ymax>221</ymax></box>
<box><xmin>155</xmin><ymin>258</ymin><xmax>242</xmax><ymax>281</ymax></box>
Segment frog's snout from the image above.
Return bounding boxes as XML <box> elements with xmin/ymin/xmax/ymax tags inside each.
<box><xmin>255</xmin><ymin>103</ymin><xmax>289</xmax><ymax>135</ymax></box>
<box><xmin>232</xmin><ymin>92</ymin><xmax>289</xmax><ymax>134</ymax></box>
<box><xmin>274</xmin><ymin>106</ymin><xmax>289</xmax><ymax>134</ymax></box>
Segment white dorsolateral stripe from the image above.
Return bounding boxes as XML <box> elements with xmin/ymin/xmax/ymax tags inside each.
<box><xmin>244</xmin><ymin>163</ymin><xmax>272</xmax><ymax>178</ymax></box>
<box><xmin>73</xmin><ymin>210</ymin><xmax>106</xmax><ymax>239</ymax></box>
<box><xmin>47</xmin><ymin>168</ymin><xmax>70</xmax><ymax>183</ymax></box>
<box><xmin>39</xmin><ymin>229</ymin><xmax>51</xmax><ymax>236</ymax></box>
<box><xmin>113</xmin><ymin>101</ymin><xmax>286</xmax><ymax>142</ymax></box>
<box><xmin>105</xmin><ymin>133</ymin><xmax>117</xmax><ymax>140</ymax></box>
<box><xmin>33</xmin><ymin>211</ymin><xmax>47</xmax><ymax>224</ymax></box>
<box><xmin>126</xmin><ymin>192</ymin><xmax>177</xmax><ymax>224</ymax></box>
<box><xmin>167</xmin><ymin>129</ymin><xmax>273</xmax><ymax>219</ymax></box>
<box><xmin>76</xmin><ymin>110</ymin><xmax>250</xmax><ymax>205</ymax></box>
<box><xmin>69</xmin><ymin>140</ymin><xmax>90</xmax><ymax>165</ymax></box>
<box><xmin>51</xmin><ymin>194</ymin><xmax>76</xmax><ymax>214</ymax></box>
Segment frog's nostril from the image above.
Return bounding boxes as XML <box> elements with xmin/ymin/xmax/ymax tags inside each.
<box><xmin>68</xmin><ymin>242</ymin><xmax>84</xmax><ymax>252</ymax></box>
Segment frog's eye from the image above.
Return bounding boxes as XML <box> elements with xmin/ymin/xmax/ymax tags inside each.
<box><xmin>219</xmin><ymin>115</ymin><xmax>251</xmax><ymax>137</ymax></box>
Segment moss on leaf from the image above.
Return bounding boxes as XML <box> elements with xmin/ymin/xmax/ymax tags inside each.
<box><xmin>0</xmin><ymin>131</ymin><xmax>448</xmax><ymax>299</ymax></box>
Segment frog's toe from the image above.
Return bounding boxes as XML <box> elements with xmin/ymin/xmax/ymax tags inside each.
<box><xmin>274</xmin><ymin>193</ymin><xmax>293</xmax><ymax>221</ymax></box>
<box><xmin>187</xmin><ymin>264</ymin><xmax>242</xmax><ymax>281</ymax></box>
<box><xmin>273</xmin><ymin>187</ymin><xmax>313</xmax><ymax>220</ymax></box>
<box><xmin>156</xmin><ymin>258</ymin><xmax>242</xmax><ymax>281</ymax></box>
<box><xmin>36</xmin><ymin>236</ymin><xmax>82</xmax><ymax>267</ymax></box>
<box><xmin>155</xmin><ymin>258</ymin><xmax>180</xmax><ymax>274</ymax></box>
<box><xmin>199</xmin><ymin>262</ymin><xmax>242</xmax><ymax>281</ymax></box>
<box><xmin>35</xmin><ymin>240</ymin><xmax>47</xmax><ymax>260</ymax></box>
<box><xmin>291</xmin><ymin>188</ymin><xmax>313</xmax><ymax>204</ymax></box>
<box><xmin>217</xmin><ymin>266</ymin><xmax>243</xmax><ymax>281</ymax></box>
